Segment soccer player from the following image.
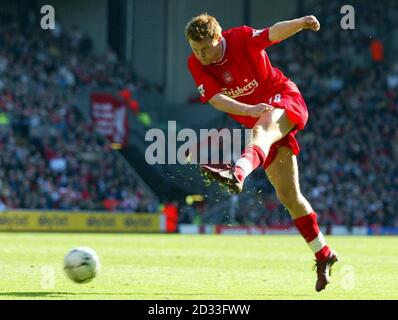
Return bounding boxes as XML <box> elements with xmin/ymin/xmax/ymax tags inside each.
<box><xmin>185</xmin><ymin>13</ymin><xmax>338</xmax><ymax>292</ymax></box>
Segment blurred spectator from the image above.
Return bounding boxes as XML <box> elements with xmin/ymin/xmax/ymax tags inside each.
<box><xmin>163</xmin><ymin>202</ymin><xmax>179</xmax><ymax>233</ymax></box>
<box><xmin>370</xmin><ymin>39</ymin><xmax>384</xmax><ymax>62</ymax></box>
<box><xmin>119</xmin><ymin>87</ymin><xmax>140</xmax><ymax>114</ymax></box>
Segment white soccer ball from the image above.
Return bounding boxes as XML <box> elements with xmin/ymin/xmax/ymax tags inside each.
<box><xmin>63</xmin><ymin>247</ymin><xmax>100</xmax><ymax>284</ymax></box>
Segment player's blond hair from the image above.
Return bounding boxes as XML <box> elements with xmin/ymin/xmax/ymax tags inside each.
<box><xmin>185</xmin><ymin>13</ymin><xmax>222</xmax><ymax>42</ymax></box>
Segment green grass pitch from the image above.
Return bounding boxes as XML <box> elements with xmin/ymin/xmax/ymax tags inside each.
<box><xmin>0</xmin><ymin>233</ymin><xmax>397</xmax><ymax>300</ymax></box>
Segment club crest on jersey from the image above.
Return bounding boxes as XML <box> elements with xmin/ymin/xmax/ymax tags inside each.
<box><xmin>223</xmin><ymin>71</ymin><xmax>233</xmax><ymax>84</ymax></box>
<box><xmin>197</xmin><ymin>84</ymin><xmax>205</xmax><ymax>97</ymax></box>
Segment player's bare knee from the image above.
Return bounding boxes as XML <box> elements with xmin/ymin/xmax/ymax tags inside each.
<box><xmin>252</xmin><ymin>125</ymin><xmax>282</xmax><ymax>149</ymax></box>
<box><xmin>252</xmin><ymin>124</ymin><xmax>266</xmax><ymax>138</ymax></box>
<box><xmin>253</xmin><ymin>123</ymin><xmax>279</xmax><ymax>138</ymax></box>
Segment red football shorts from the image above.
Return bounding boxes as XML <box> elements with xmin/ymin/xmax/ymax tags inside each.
<box><xmin>262</xmin><ymin>90</ymin><xmax>309</xmax><ymax>169</ymax></box>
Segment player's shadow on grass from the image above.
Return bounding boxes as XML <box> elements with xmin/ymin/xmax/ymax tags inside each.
<box><xmin>0</xmin><ymin>292</ymin><xmax>82</xmax><ymax>298</ymax></box>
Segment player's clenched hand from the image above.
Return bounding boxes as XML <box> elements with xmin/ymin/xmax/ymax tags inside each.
<box><xmin>247</xmin><ymin>103</ymin><xmax>274</xmax><ymax>118</ymax></box>
<box><xmin>302</xmin><ymin>15</ymin><xmax>320</xmax><ymax>32</ymax></box>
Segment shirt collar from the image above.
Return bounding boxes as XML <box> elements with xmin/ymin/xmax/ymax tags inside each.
<box><xmin>213</xmin><ymin>36</ymin><xmax>227</xmax><ymax>64</ymax></box>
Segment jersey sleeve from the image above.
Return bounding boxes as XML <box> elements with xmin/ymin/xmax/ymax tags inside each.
<box><xmin>241</xmin><ymin>25</ymin><xmax>281</xmax><ymax>52</ymax></box>
<box><xmin>187</xmin><ymin>56</ymin><xmax>222</xmax><ymax>104</ymax></box>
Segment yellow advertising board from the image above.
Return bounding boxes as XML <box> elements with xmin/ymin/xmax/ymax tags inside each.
<box><xmin>0</xmin><ymin>211</ymin><xmax>163</xmax><ymax>232</ymax></box>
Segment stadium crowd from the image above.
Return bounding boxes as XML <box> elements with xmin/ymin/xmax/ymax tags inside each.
<box><xmin>0</xmin><ymin>13</ymin><xmax>158</xmax><ymax>212</ymax></box>
<box><xmin>1</xmin><ymin>1</ymin><xmax>397</xmax><ymax>228</ymax></box>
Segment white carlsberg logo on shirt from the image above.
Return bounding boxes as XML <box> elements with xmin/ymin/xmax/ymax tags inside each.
<box><xmin>252</xmin><ymin>29</ymin><xmax>265</xmax><ymax>37</ymax></box>
<box><xmin>197</xmin><ymin>84</ymin><xmax>205</xmax><ymax>97</ymax></box>
<box><xmin>221</xmin><ymin>79</ymin><xmax>259</xmax><ymax>99</ymax></box>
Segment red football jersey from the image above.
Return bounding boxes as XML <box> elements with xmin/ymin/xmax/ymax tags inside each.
<box><xmin>187</xmin><ymin>26</ymin><xmax>301</xmax><ymax>128</ymax></box>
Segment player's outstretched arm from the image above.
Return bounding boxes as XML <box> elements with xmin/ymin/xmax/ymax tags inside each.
<box><xmin>209</xmin><ymin>93</ymin><xmax>273</xmax><ymax>118</ymax></box>
<box><xmin>268</xmin><ymin>15</ymin><xmax>320</xmax><ymax>42</ymax></box>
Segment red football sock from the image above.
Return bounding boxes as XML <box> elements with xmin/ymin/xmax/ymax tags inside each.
<box><xmin>234</xmin><ymin>145</ymin><xmax>266</xmax><ymax>182</ymax></box>
<box><xmin>294</xmin><ymin>212</ymin><xmax>331</xmax><ymax>261</ymax></box>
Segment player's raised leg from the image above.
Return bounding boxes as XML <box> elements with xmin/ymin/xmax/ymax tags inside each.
<box><xmin>201</xmin><ymin>108</ymin><xmax>294</xmax><ymax>193</ymax></box>
<box><xmin>265</xmin><ymin>146</ymin><xmax>338</xmax><ymax>292</ymax></box>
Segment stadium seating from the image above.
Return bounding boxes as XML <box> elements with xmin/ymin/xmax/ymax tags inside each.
<box><xmin>0</xmin><ymin>17</ymin><xmax>158</xmax><ymax>212</ymax></box>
